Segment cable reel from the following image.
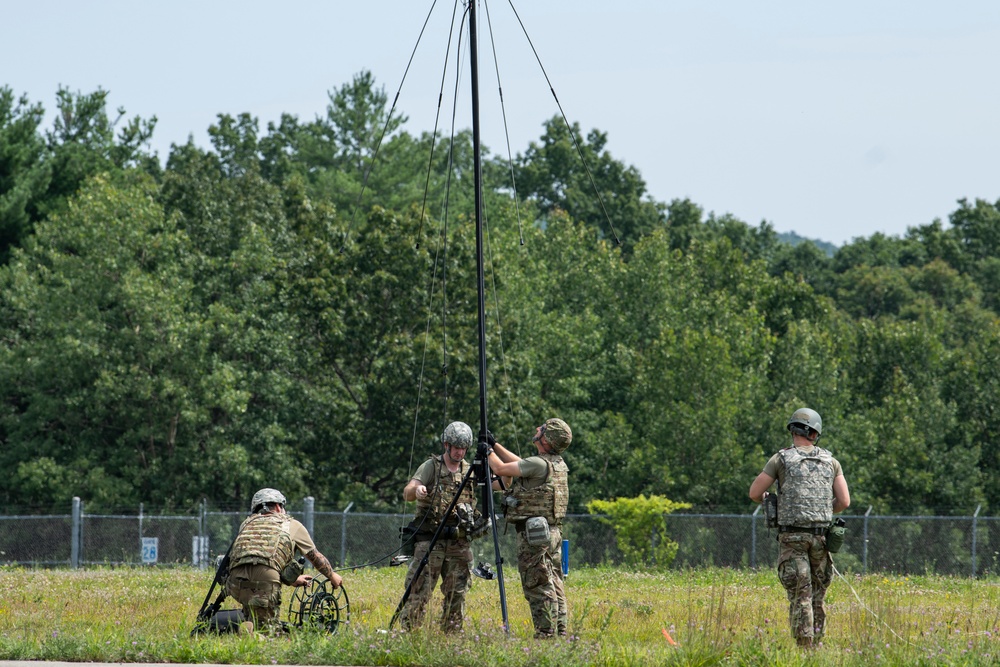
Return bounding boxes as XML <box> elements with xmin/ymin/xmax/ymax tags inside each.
<box><xmin>287</xmin><ymin>577</ymin><xmax>351</xmax><ymax>634</ymax></box>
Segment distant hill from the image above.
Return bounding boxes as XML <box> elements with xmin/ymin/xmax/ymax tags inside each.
<box><xmin>777</xmin><ymin>231</ymin><xmax>838</xmax><ymax>257</ymax></box>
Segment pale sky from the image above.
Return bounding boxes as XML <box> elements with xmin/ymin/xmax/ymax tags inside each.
<box><xmin>4</xmin><ymin>1</ymin><xmax>999</xmax><ymax>246</ymax></box>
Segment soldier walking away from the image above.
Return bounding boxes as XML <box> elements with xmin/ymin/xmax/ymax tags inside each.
<box><xmin>486</xmin><ymin>418</ymin><xmax>571</xmax><ymax>639</ymax></box>
<box><xmin>749</xmin><ymin>408</ymin><xmax>851</xmax><ymax>649</ymax></box>
<box><xmin>399</xmin><ymin>421</ymin><xmax>477</xmax><ymax>632</ymax></box>
<box><xmin>226</xmin><ymin>488</ymin><xmax>344</xmax><ymax>634</ymax></box>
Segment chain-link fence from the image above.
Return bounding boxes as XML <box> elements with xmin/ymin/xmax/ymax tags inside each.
<box><xmin>3</xmin><ymin>498</ymin><xmax>999</xmax><ymax>577</ymax></box>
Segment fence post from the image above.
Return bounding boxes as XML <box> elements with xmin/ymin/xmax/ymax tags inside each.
<box><xmin>199</xmin><ymin>499</ymin><xmax>207</xmax><ymax>570</ymax></box>
<box><xmin>340</xmin><ymin>502</ymin><xmax>354</xmax><ymax>567</ymax></box>
<box><xmin>972</xmin><ymin>504</ymin><xmax>982</xmax><ymax>578</ymax></box>
<box><xmin>304</xmin><ymin>496</ymin><xmax>315</xmax><ymax>537</ymax></box>
<box><xmin>863</xmin><ymin>506</ymin><xmax>872</xmax><ymax>574</ymax></box>
<box><xmin>71</xmin><ymin>497</ymin><xmax>82</xmax><ymax>569</ymax></box>
<box><xmin>751</xmin><ymin>504</ymin><xmax>761</xmax><ymax>568</ymax></box>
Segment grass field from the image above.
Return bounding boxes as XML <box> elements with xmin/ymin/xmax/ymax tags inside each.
<box><xmin>1</xmin><ymin>564</ymin><xmax>999</xmax><ymax>666</ymax></box>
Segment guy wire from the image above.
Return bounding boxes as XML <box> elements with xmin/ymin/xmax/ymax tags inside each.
<box><xmin>482</xmin><ymin>0</ymin><xmax>525</xmax><ymax>246</ymax></box>
<box><xmin>438</xmin><ymin>6</ymin><xmax>473</xmax><ymax>427</ymax></box>
<box><xmin>406</xmin><ymin>0</ymin><xmax>459</xmax><ymax>498</ymax></box>
<box><xmin>405</xmin><ymin>5</ymin><xmax>473</xmax><ymax>479</ymax></box>
<box><xmin>406</xmin><ymin>216</ymin><xmax>447</xmax><ymax>485</ymax></box>
<box><xmin>832</xmin><ymin>559</ymin><xmax>996</xmax><ymax>646</ymax></box>
<box><xmin>340</xmin><ymin>0</ymin><xmax>440</xmax><ymax>252</ymax></box>
<box><xmin>830</xmin><ymin>559</ymin><xmax>918</xmax><ymax>648</ymax></box>
<box><xmin>416</xmin><ymin>0</ymin><xmax>461</xmax><ymax>248</ymax></box>
<box><xmin>505</xmin><ymin>0</ymin><xmax>621</xmax><ymax>245</ymax></box>
<box><xmin>483</xmin><ymin>204</ymin><xmax>523</xmax><ymax>457</ymax></box>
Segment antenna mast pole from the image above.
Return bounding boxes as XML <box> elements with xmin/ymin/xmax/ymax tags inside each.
<box><xmin>468</xmin><ymin>0</ymin><xmax>510</xmax><ymax>632</ymax></box>
<box><xmin>470</xmin><ymin>2</ymin><xmax>487</xmax><ymax>433</ymax></box>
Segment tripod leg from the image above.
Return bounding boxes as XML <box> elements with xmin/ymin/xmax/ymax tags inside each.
<box><xmin>476</xmin><ymin>446</ymin><xmax>510</xmax><ymax>634</ymax></box>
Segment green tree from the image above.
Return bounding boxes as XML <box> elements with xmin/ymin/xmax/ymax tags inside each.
<box><xmin>575</xmin><ymin>232</ymin><xmax>781</xmax><ymax>508</ymax></box>
<box><xmin>257</xmin><ymin>70</ymin><xmax>422</xmax><ymax>215</ymax></box>
<box><xmin>768</xmin><ymin>240</ymin><xmax>835</xmax><ymax>296</ymax></box>
<box><xmin>160</xmin><ymin>142</ymin><xmax>316</xmax><ymax>507</ymax></box>
<box><xmin>0</xmin><ymin>173</ymin><xmax>196</xmax><ymax>509</ymax></box>
<box><xmin>832</xmin><ymin>232</ymin><xmax>927</xmax><ymax>273</ymax></box>
<box><xmin>511</xmin><ymin>116</ymin><xmax>665</xmax><ymax>249</ymax></box>
<box><xmin>0</xmin><ymin>88</ymin><xmax>49</xmax><ymax>264</ymax></box>
<box><xmin>41</xmin><ymin>87</ymin><xmax>159</xmax><ymax>218</ymax></box>
<box><xmin>0</xmin><ymin>86</ymin><xmax>158</xmax><ymax>264</ymax></box>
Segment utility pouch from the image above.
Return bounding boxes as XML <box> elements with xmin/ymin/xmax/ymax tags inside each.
<box><xmin>524</xmin><ymin>516</ymin><xmax>550</xmax><ymax>547</ymax></box>
<box><xmin>280</xmin><ymin>556</ymin><xmax>305</xmax><ymax>585</ymax></box>
<box><xmin>399</xmin><ymin>523</ymin><xmax>418</xmax><ymax>557</ymax></box>
<box><xmin>455</xmin><ymin>502</ymin><xmax>477</xmax><ymax>538</ymax></box>
<box><xmin>763</xmin><ymin>493</ymin><xmax>779</xmax><ymax>529</ymax></box>
<box><xmin>468</xmin><ymin>511</ymin><xmax>492</xmax><ymax>540</ymax></box>
<box><xmin>501</xmin><ymin>494</ymin><xmax>518</xmax><ymax>518</ymax></box>
<box><xmin>826</xmin><ymin>518</ymin><xmax>846</xmax><ymax>553</ymax></box>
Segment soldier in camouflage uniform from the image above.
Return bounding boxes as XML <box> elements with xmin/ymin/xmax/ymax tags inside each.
<box><xmin>399</xmin><ymin>421</ymin><xmax>476</xmax><ymax>632</ymax></box>
<box><xmin>749</xmin><ymin>408</ymin><xmax>851</xmax><ymax>649</ymax></box>
<box><xmin>487</xmin><ymin>418</ymin><xmax>571</xmax><ymax>639</ymax></box>
<box><xmin>226</xmin><ymin>488</ymin><xmax>344</xmax><ymax>633</ymax></box>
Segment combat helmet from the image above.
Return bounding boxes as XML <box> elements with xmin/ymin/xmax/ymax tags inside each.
<box><xmin>442</xmin><ymin>421</ymin><xmax>474</xmax><ymax>449</ymax></box>
<box><xmin>250</xmin><ymin>488</ymin><xmax>287</xmax><ymax>514</ymax></box>
<box><xmin>787</xmin><ymin>408</ymin><xmax>822</xmax><ymax>440</ymax></box>
<box><xmin>541</xmin><ymin>418</ymin><xmax>573</xmax><ymax>454</ymax></box>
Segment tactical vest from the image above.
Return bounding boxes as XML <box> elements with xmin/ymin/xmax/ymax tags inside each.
<box><xmin>778</xmin><ymin>446</ymin><xmax>835</xmax><ymax>527</ymax></box>
<box><xmin>230</xmin><ymin>512</ymin><xmax>294</xmax><ymax>572</ymax></box>
<box><xmin>415</xmin><ymin>455</ymin><xmax>474</xmax><ymax>528</ymax></box>
<box><xmin>504</xmin><ymin>453</ymin><xmax>568</xmax><ymax>525</ymax></box>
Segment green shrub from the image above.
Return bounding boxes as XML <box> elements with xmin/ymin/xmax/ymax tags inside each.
<box><xmin>586</xmin><ymin>494</ymin><xmax>691</xmax><ymax>569</ymax></box>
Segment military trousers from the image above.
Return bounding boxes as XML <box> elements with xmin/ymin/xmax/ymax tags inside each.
<box><xmin>777</xmin><ymin>531</ymin><xmax>832</xmax><ymax>642</ymax></box>
<box><xmin>516</xmin><ymin>524</ymin><xmax>567</xmax><ymax>638</ymax></box>
<box><xmin>400</xmin><ymin>536</ymin><xmax>473</xmax><ymax>632</ymax></box>
<box><xmin>225</xmin><ymin>576</ymin><xmax>282</xmax><ymax>631</ymax></box>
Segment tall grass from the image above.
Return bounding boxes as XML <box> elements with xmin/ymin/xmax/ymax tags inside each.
<box><xmin>1</xmin><ymin>564</ymin><xmax>999</xmax><ymax>665</ymax></box>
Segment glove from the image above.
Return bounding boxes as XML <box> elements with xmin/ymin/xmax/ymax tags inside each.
<box><xmin>477</xmin><ymin>440</ymin><xmax>492</xmax><ymax>458</ymax></box>
<box><xmin>486</xmin><ymin>430</ymin><xmax>497</xmax><ymax>447</ymax></box>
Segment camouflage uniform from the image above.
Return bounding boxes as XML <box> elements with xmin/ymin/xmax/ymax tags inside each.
<box><xmin>400</xmin><ymin>454</ymin><xmax>475</xmax><ymax>632</ymax></box>
<box><xmin>777</xmin><ymin>532</ymin><xmax>833</xmax><ymax>640</ymax></box>
<box><xmin>504</xmin><ymin>453</ymin><xmax>569</xmax><ymax>638</ymax></box>
<box><xmin>766</xmin><ymin>445</ymin><xmax>841</xmax><ymax>643</ymax></box>
<box><xmin>225</xmin><ymin>512</ymin><xmax>316</xmax><ymax>631</ymax></box>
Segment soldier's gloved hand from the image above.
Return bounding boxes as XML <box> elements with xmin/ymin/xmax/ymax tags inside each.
<box><xmin>486</xmin><ymin>430</ymin><xmax>497</xmax><ymax>447</ymax></box>
<box><xmin>477</xmin><ymin>440</ymin><xmax>491</xmax><ymax>459</ymax></box>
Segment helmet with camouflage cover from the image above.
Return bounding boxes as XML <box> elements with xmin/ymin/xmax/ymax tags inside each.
<box><xmin>541</xmin><ymin>418</ymin><xmax>572</xmax><ymax>454</ymax></box>
<box><xmin>787</xmin><ymin>408</ymin><xmax>822</xmax><ymax>439</ymax></box>
<box><xmin>250</xmin><ymin>488</ymin><xmax>287</xmax><ymax>514</ymax></box>
<box><xmin>442</xmin><ymin>421</ymin><xmax>474</xmax><ymax>449</ymax></box>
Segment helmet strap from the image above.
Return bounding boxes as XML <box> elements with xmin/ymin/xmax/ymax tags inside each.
<box><xmin>789</xmin><ymin>424</ymin><xmax>820</xmax><ymax>443</ymax></box>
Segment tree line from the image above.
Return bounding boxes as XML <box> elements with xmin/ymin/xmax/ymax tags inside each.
<box><xmin>2</xmin><ymin>73</ymin><xmax>999</xmax><ymax>516</ymax></box>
